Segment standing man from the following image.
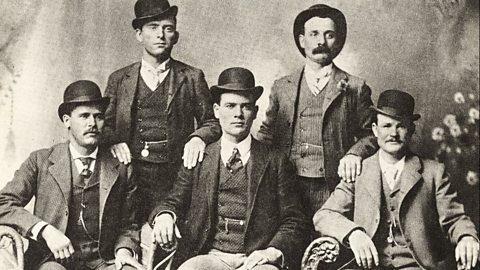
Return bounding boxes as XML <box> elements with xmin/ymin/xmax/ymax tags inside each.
<box><xmin>103</xmin><ymin>0</ymin><xmax>221</xmax><ymax>223</ymax></box>
<box><xmin>0</xmin><ymin>81</ymin><xmax>142</xmax><ymax>270</ymax></box>
<box><xmin>255</xmin><ymin>4</ymin><xmax>377</xmax><ymax>238</ymax></box>
<box><xmin>314</xmin><ymin>90</ymin><xmax>479</xmax><ymax>270</ymax></box>
<box><xmin>150</xmin><ymin>68</ymin><xmax>307</xmax><ymax>270</ymax></box>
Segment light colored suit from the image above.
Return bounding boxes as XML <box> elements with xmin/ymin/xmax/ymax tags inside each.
<box><xmin>0</xmin><ymin>142</ymin><xmax>139</xmax><ymax>265</ymax></box>
<box><xmin>314</xmin><ymin>151</ymin><xmax>478</xmax><ymax>270</ymax></box>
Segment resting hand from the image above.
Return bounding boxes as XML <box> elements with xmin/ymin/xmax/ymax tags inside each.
<box><xmin>41</xmin><ymin>225</ymin><xmax>75</xmax><ymax>262</ymax></box>
<box><xmin>152</xmin><ymin>213</ymin><xmax>182</xmax><ymax>250</ymax></box>
<box><xmin>456</xmin><ymin>236</ymin><xmax>479</xmax><ymax>270</ymax></box>
<box><xmin>239</xmin><ymin>247</ymin><xmax>282</xmax><ymax>270</ymax></box>
<box><xmin>348</xmin><ymin>230</ymin><xmax>379</xmax><ymax>269</ymax></box>
<box><xmin>338</xmin><ymin>154</ymin><xmax>362</xmax><ymax>183</ymax></box>
<box><xmin>115</xmin><ymin>248</ymin><xmax>145</xmax><ymax>270</ymax></box>
<box><xmin>182</xmin><ymin>137</ymin><xmax>206</xmax><ymax>169</ymax></box>
<box><xmin>110</xmin><ymin>143</ymin><xmax>131</xmax><ymax>164</ymax></box>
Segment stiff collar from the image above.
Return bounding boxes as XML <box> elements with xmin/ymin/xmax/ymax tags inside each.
<box><xmin>378</xmin><ymin>149</ymin><xmax>405</xmax><ymax>177</ymax></box>
<box><xmin>141</xmin><ymin>58</ymin><xmax>171</xmax><ymax>73</ymax></box>
<box><xmin>220</xmin><ymin>135</ymin><xmax>252</xmax><ymax>166</ymax></box>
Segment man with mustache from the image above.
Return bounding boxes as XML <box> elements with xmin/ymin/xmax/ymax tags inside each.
<box><xmin>255</xmin><ymin>4</ymin><xmax>377</xmax><ymax>241</ymax></box>
<box><xmin>150</xmin><ymin>68</ymin><xmax>307</xmax><ymax>270</ymax></box>
<box><xmin>0</xmin><ymin>81</ymin><xmax>142</xmax><ymax>269</ymax></box>
<box><xmin>314</xmin><ymin>90</ymin><xmax>479</xmax><ymax>270</ymax></box>
<box><xmin>103</xmin><ymin>0</ymin><xmax>220</xmax><ymax>225</ymax></box>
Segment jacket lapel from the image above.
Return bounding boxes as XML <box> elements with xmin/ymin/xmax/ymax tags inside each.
<box><xmin>398</xmin><ymin>154</ymin><xmax>423</xmax><ymax>208</ymax></box>
<box><xmin>98</xmin><ymin>150</ymin><xmax>120</xmax><ymax>223</ymax></box>
<box><xmin>358</xmin><ymin>152</ymin><xmax>382</xmax><ymax>208</ymax></box>
<box><xmin>244</xmin><ymin>139</ymin><xmax>269</xmax><ymax>231</ymax></box>
<box><xmin>285</xmin><ymin>68</ymin><xmax>304</xmax><ymax>126</ymax></box>
<box><xmin>202</xmin><ymin>140</ymin><xmax>221</xmax><ymax>212</ymax></box>
<box><xmin>167</xmin><ymin>59</ymin><xmax>187</xmax><ymax>114</ymax></box>
<box><xmin>322</xmin><ymin>64</ymin><xmax>347</xmax><ymax>113</ymax></box>
<box><xmin>48</xmin><ymin>142</ymin><xmax>72</xmax><ymax>205</ymax></box>
<box><xmin>120</xmin><ymin>62</ymin><xmax>140</xmax><ymax>113</ymax></box>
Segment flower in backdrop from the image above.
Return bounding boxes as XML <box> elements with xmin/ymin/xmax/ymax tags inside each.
<box><xmin>431</xmin><ymin>127</ymin><xmax>445</xmax><ymax>141</ymax></box>
<box><xmin>454</xmin><ymin>92</ymin><xmax>466</xmax><ymax>103</ymax></box>
<box><xmin>466</xmin><ymin>171</ymin><xmax>479</xmax><ymax>186</ymax></box>
<box><xmin>469</xmin><ymin>107</ymin><xmax>479</xmax><ymax>120</ymax></box>
<box><xmin>449</xmin><ymin>125</ymin><xmax>462</xmax><ymax>137</ymax></box>
<box><xmin>443</xmin><ymin>114</ymin><xmax>457</xmax><ymax>127</ymax></box>
<box><xmin>336</xmin><ymin>78</ymin><xmax>349</xmax><ymax>92</ymax></box>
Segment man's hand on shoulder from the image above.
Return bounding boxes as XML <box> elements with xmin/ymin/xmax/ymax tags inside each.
<box><xmin>182</xmin><ymin>136</ymin><xmax>206</xmax><ymax>169</ymax></box>
<box><xmin>110</xmin><ymin>143</ymin><xmax>131</xmax><ymax>165</ymax></box>
<box><xmin>338</xmin><ymin>154</ymin><xmax>362</xmax><ymax>183</ymax></box>
<box><xmin>239</xmin><ymin>247</ymin><xmax>283</xmax><ymax>270</ymax></box>
<box><xmin>41</xmin><ymin>225</ymin><xmax>74</xmax><ymax>262</ymax></box>
<box><xmin>456</xmin><ymin>235</ymin><xmax>479</xmax><ymax>270</ymax></box>
<box><xmin>115</xmin><ymin>248</ymin><xmax>145</xmax><ymax>270</ymax></box>
<box><xmin>348</xmin><ymin>229</ymin><xmax>379</xmax><ymax>269</ymax></box>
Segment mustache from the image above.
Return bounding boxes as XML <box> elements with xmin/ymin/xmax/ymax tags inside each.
<box><xmin>84</xmin><ymin>129</ymin><xmax>100</xmax><ymax>135</ymax></box>
<box><xmin>387</xmin><ymin>138</ymin><xmax>403</xmax><ymax>143</ymax></box>
<box><xmin>312</xmin><ymin>46</ymin><xmax>331</xmax><ymax>54</ymax></box>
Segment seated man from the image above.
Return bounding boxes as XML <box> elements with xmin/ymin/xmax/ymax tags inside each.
<box><xmin>150</xmin><ymin>67</ymin><xmax>308</xmax><ymax>270</ymax></box>
<box><xmin>314</xmin><ymin>90</ymin><xmax>479</xmax><ymax>270</ymax></box>
<box><xmin>0</xmin><ymin>81</ymin><xmax>142</xmax><ymax>270</ymax></box>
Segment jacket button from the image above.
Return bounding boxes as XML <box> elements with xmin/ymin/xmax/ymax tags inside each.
<box><xmin>139</xmin><ymin>129</ymin><xmax>144</xmax><ymax>133</ymax></box>
<box><xmin>319</xmin><ymin>168</ymin><xmax>324</xmax><ymax>172</ymax></box>
<box><xmin>65</xmin><ymin>211</ymin><xmax>68</xmax><ymax>216</ymax></box>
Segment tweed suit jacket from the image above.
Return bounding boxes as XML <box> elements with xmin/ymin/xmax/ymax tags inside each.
<box><xmin>103</xmin><ymin>59</ymin><xmax>221</xmax><ymax>164</ymax></box>
<box><xmin>150</xmin><ymin>138</ymin><xmax>308</xmax><ymax>269</ymax></box>
<box><xmin>314</xmin><ymin>151</ymin><xmax>479</xmax><ymax>270</ymax></box>
<box><xmin>254</xmin><ymin>64</ymin><xmax>377</xmax><ymax>190</ymax></box>
<box><xmin>0</xmin><ymin>142</ymin><xmax>139</xmax><ymax>262</ymax></box>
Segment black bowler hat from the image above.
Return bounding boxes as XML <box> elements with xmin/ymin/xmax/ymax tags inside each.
<box><xmin>293</xmin><ymin>4</ymin><xmax>347</xmax><ymax>57</ymax></box>
<box><xmin>58</xmin><ymin>80</ymin><xmax>110</xmax><ymax>121</ymax></box>
<box><xmin>211</xmin><ymin>67</ymin><xmax>263</xmax><ymax>102</ymax></box>
<box><xmin>132</xmin><ymin>0</ymin><xmax>178</xmax><ymax>29</ymax></box>
<box><xmin>370</xmin><ymin>90</ymin><xmax>421</xmax><ymax>121</ymax></box>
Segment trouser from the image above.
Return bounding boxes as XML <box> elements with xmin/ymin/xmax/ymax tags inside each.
<box><xmin>297</xmin><ymin>176</ymin><xmax>331</xmax><ymax>242</ymax></box>
<box><xmin>132</xmin><ymin>160</ymin><xmax>178</xmax><ymax>224</ymax></box>
<box><xmin>178</xmin><ymin>249</ymin><xmax>279</xmax><ymax>270</ymax></box>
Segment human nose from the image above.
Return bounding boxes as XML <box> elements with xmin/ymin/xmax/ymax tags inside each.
<box><xmin>317</xmin><ymin>35</ymin><xmax>326</xmax><ymax>46</ymax></box>
<box><xmin>233</xmin><ymin>106</ymin><xmax>243</xmax><ymax>118</ymax></box>
<box><xmin>156</xmin><ymin>29</ymin><xmax>165</xmax><ymax>39</ymax></box>
<box><xmin>86</xmin><ymin>115</ymin><xmax>96</xmax><ymax>127</ymax></box>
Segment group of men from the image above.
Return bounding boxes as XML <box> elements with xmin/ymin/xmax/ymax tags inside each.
<box><xmin>0</xmin><ymin>0</ymin><xmax>478</xmax><ymax>270</ymax></box>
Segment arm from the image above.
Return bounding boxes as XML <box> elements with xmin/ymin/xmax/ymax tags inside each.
<box><xmin>253</xmin><ymin>81</ymin><xmax>280</xmax><ymax>144</ymax></box>
<box><xmin>103</xmin><ymin>72</ymin><xmax>120</xmax><ymax>146</ymax></box>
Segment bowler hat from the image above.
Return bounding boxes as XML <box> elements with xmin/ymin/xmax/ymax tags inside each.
<box><xmin>58</xmin><ymin>80</ymin><xmax>110</xmax><ymax>121</ymax></box>
<box><xmin>370</xmin><ymin>90</ymin><xmax>421</xmax><ymax>121</ymax></box>
<box><xmin>293</xmin><ymin>4</ymin><xmax>347</xmax><ymax>57</ymax></box>
<box><xmin>132</xmin><ymin>0</ymin><xmax>178</xmax><ymax>29</ymax></box>
<box><xmin>211</xmin><ymin>67</ymin><xmax>263</xmax><ymax>102</ymax></box>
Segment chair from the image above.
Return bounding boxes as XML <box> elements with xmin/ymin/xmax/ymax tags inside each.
<box><xmin>301</xmin><ymin>236</ymin><xmax>352</xmax><ymax>270</ymax></box>
<box><xmin>0</xmin><ymin>225</ymin><xmax>24</xmax><ymax>270</ymax></box>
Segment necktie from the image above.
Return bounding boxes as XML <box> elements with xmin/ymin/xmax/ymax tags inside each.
<box><xmin>78</xmin><ymin>157</ymin><xmax>94</xmax><ymax>178</ymax></box>
<box><xmin>226</xmin><ymin>147</ymin><xmax>243</xmax><ymax>173</ymax></box>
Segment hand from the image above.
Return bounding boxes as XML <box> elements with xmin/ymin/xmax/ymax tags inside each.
<box><xmin>152</xmin><ymin>213</ymin><xmax>182</xmax><ymax>249</ymax></box>
<box><xmin>348</xmin><ymin>230</ymin><xmax>379</xmax><ymax>269</ymax></box>
<box><xmin>239</xmin><ymin>247</ymin><xmax>282</xmax><ymax>270</ymax></box>
<box><xmin>115</xmin><ymin>248</ymin><xmax>145</xmax><ymax>270</ymax></box>
<box><xmin>338</xmin><ymin>154</ymin><xmax>362</xmax><ymax>183</ymax></box>
<box><xmin>182</xmin><ymin>137</ymin><xmax>206</xmax><ymax>169</ymax></box>
<box><xmin>456</xmin><ymin>236</ymin><xmax>479</xmax><ymax>270</ymax></box>
<box><xmin>41</xmin><ymin>225</ymin><xmax>75</xmax><ymax>262</ymax></box>
<box><xmin>110</xmin><ymin>143</ymin><xmax>131</xmax><ymax>164</ymax></box>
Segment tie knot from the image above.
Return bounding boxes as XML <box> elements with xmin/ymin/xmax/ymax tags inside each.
<box><xmin>78</xmin><ymin>157</ymin><xmax>94</xmax><ymax>177</ymax></box>
<box><xmin>227</xmin><ymin>148</ymin><xmax>243</xmax><ymax>173</ymax></box>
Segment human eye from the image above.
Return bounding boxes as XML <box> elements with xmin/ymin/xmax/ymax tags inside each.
<box><xmin>325</xmin><ymin>32</ymin><xmax>336</xmax><ymax>39</ymax></box>
<box><xmin>164</xmin><ymin>26</ymin><xmax>174</xmax><ymax>32</ymax></box>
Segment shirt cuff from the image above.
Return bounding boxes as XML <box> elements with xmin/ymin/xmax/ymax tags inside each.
<box><xmin>29</xmin><ymin>221</ymin><xmax>49</xmax><ymax>241</ymax></box>
<box><xmin>266</xmin><ymin>247</ymin><xmax>284</xmax><ymax>268</ymax></box>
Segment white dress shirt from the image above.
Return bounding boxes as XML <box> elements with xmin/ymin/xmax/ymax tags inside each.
<box><xmin>304</xmin><ymin>63</ymin><xmax>333</xmax><ymax>96</ymax></box>
<box><xmin>140</xmin><ymin>58</ymin><xmax>171</xmax><ymax>91</ymax></box>
<box><xmin>378</xmin><ymin>150</ymin><xmax>405</xmax><ymax>190</ymax></box>
<box><xmin>220</xmin><ymin>135</ymin><xmax>252</xmax><ymax>166</ymax></box>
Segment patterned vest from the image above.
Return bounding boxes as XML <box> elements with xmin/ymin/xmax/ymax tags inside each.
<box><xmin>211</xmin><ymin>160</ymin><xmax>249</xmax><ymax>253</ymax></box>
<box><xmin>290</xmin><ymin>74</ymin><xmax>327</xmax><ymax>178</ymax></box>
<box><xmin>131</xmin><ymin>73</ymin><xmax>170</xmax><ymax>163</ymax></box>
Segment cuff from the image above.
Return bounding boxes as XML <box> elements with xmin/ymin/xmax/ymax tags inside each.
<box><xmin>29</xmin><ymin>221</ymin><xmax>49</xmax><ymax>241</ymax></box>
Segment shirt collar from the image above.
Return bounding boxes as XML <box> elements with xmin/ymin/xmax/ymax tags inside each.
<box><xmin>221</xmin><ymin>135</ymin><xmax>251</xmax><ymax>157</ymax></box>
<box><xmin>378</xmin><ymin>150</ymin><xmax>405</xmax><ymax>174</ymax></box>
<box><xmin>304</xmin><ymin>62</ymin><xmax>332</xmax><ymax>80</ymax></box>
<box><xmin>141</xmin><ymin>58</ymin><xmax>171</xmax><ymax>73</ymax></box>
<box><xmin>69</xmin><ymin>143</ymin><xmax>98</xmax><ymax>160</ymax></box>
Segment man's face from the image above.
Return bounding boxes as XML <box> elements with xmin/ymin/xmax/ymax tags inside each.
<box><xmin>299</xmin><ymin>17</ymin><xmax>338</xmax><ymax>66</ymax></box>
<box><xmin>136</xmin><ymin>17</ymin><xmax>178</xmax><ymax>59</ymax></box>
<box><xmin>372</xmin><ymin>114</ymin><xmax>414</xmax><ymax>158</ymax></box>
<box><xmin>63</xmin><ymin>104</ymin><xmax>105</xmax><ymax>150</ymax></box>
<box><xmin>214</xmin><ymin>92</ymin><xmax>258</xmax><ymax>143</ymax></box>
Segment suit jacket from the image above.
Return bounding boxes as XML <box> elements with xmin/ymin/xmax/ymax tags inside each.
<box><xmin>254</xmin><ymin>64</ymin><xmax>377</xmax><ymax>189</ymax></box>
<box><xmin>150</xmin><ymin>138</ymin><xmax>308</xmax><ymax>269</ymax></box>
<box><xmin>314</xmin><ymin>151</ymin><xmax>479</xmax><ymax>270</ymax></box>
<box><xmin>0</xmin><ymin>142</ymin><xmax>139</xmax><ymax>263</ymax></box>
<box><xmin>103</xmin><ymin>59</ymin><xmax>221</xmax><ymax>164</ymax></box>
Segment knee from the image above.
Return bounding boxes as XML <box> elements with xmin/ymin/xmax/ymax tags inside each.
<box><xmin>37</xmin><ymin>261</ymin><xmax>67</xmax><ymax>270</ymax></box>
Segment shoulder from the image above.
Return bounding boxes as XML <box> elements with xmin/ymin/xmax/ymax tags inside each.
<box><xmin>419</xmin><ymin>157</ymin><xmax>445</xmax><ymax>179</ymax></box>
<box><xmin>171</xmin><ymin>59</ymin><xmax>204</xmax><ymax>77</ymax></box>
<box><xmin>333</xmin><ymin>64</ymin><xmax>368</xmax><ymax>91</ymax></box>
<box><xmin>108</xmin><ymin>62</ymin><xmax>140</xmax><ymax>80</ymax></box>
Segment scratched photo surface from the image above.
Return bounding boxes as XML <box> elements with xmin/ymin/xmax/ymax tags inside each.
<box><xmin>0</xmin><ymin>0</ymin><xmax>478</xmax><ymax>224</ymax></box>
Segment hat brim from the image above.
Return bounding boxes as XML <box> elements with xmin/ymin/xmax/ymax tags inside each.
<box><xmin>293</xmin><ymin>7</ymin><xmax>346</xmax><ymax>57</ymax></box>
<box><xmin>370</xmin><ymin>105</ymin><xmax>421</xmax><ymax>121</ymax></box>
<box><xmin>132</xmin><ymin>6</ymin><xmax>178</xmax><ymax>29</ymax></box>
<box><xmin>211</xmin><ymin>86</ymin><xmax>263</xmax><ymax>102</ymax></box>
<box><xmin>58</xmin><ymin>97</ymin><xmax>110</xmax><ymax>121</ymax></box>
